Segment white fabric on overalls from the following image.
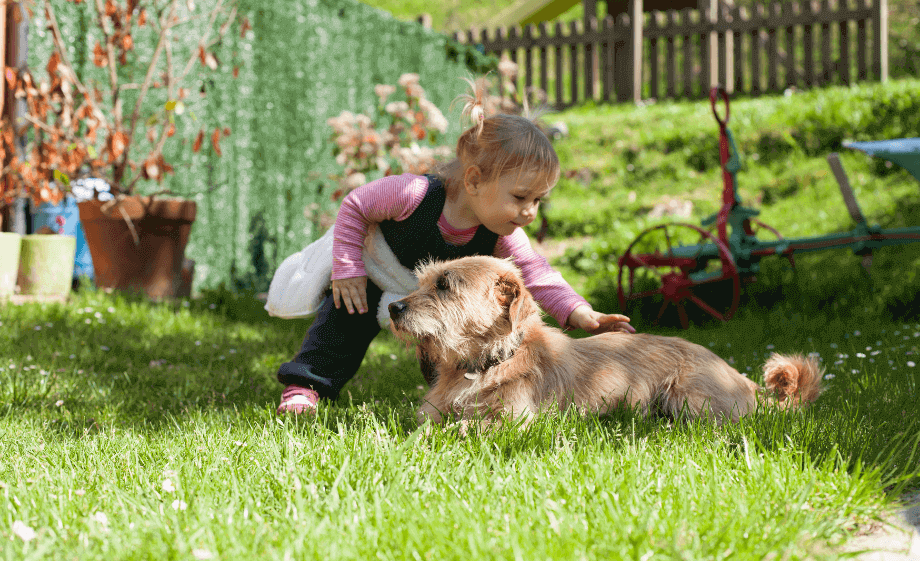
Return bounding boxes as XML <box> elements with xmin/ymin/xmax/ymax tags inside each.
<box><xmin>264</xmin><ymin>224</ymin><xmax>417</xmax><ymax>328</ymax></box>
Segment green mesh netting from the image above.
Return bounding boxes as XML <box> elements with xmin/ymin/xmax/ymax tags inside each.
<box><xmin>27</xmin><ymin>0</ymin><xmax>482</xmax><ymax>291</ymax></box>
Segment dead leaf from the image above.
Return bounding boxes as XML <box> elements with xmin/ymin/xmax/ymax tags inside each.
<box><xmin>93</xmin><ymin>43</ymin><xmax>107</xmax><ymax>67</ymax></box>
<box><xmin>109</xmin><ymin>131</ymin><xmax>129</xmax><ymax>161</ymax></box>
<box><xmin>211</xmin><ymin>128</ymin><xmax>222</xmax><ymax>156</ymax></box>
<box><xmin>204</xmin><ymin>52</ymin><xmax>218</xmax><ymax>71</ymax></box>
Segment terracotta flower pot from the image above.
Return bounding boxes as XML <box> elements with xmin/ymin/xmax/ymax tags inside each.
<box><xmin>0</xmin><ymin>232</ymin><xmax>22</xmax><ymax>299</ymax></box>
<box><xmin>77</xmin><ymin>196</ymin><xmax>197</xmax><ymax>300</ymax></box>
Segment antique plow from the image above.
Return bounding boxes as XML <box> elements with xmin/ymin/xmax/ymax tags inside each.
<box><xmin>617</xmin><ymin>87</ymin><xmax>920</xmax><ymax>329</ymax></box>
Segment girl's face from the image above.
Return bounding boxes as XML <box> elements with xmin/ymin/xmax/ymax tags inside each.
<box><xmin>470</xmin><ymin>170</ymin><xmax>552</xmax><ymax>236</ymax></box>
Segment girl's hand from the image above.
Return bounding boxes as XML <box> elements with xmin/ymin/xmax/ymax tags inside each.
<box><xmin>332</xmin><ymin>276</ymin><xmax>368</xmax><ymax>314</ymax></box>
<box><xmin>567</xmin><ymin>305</ymin><xmax>636</xmax><ymax>335</ymax></box>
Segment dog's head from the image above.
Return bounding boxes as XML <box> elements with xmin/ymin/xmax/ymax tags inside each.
<box><xmin>388</xmin><ymin>256</ymin><xmax>539</xmax><ymax>362</ymax></box>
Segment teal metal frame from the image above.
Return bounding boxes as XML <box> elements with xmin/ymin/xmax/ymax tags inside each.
<box><xmin>618</xmin><ymin>87</ymin><xmax>920</xmax><ymax>328</ymax></box>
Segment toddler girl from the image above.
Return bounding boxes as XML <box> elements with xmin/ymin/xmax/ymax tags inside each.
<box><xmin>276</xmin><ymin>83</ymin><xmax>634</xmax><ymax>414</ymax></box>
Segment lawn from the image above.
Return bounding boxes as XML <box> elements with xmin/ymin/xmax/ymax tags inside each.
<box><xmin>3</xmin><ymin>80</ymin><xmax>920</xmax><ymax>560</ymax></box>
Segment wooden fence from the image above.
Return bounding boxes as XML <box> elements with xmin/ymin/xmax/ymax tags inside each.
<box><xmin>446</xmin><ymin>0</ymin><xmax>888</xmax><ymax>108</ymax></box>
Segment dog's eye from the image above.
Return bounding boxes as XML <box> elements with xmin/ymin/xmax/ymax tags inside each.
<box><xmin>436</xmin><ymin>274</ymin><xmax>450</xmax><ymax>291</ymax></box>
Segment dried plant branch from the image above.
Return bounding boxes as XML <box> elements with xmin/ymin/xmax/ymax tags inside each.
<box><xmin>41</xmin><ymin>0</ymin><xmax>93</xmax><ymax>104</ymax></box>
<box><xmin>1</xmin><ymin>0</ymin><xmax>239</xmax><ymax>206</ymax></box>
<box><xmin>92</xmin><ymin>0</ymin><xmax>121</xmax><ymax>124</ymax></box>
<box><xmin>176</xmin><ymin>0</ymin><xmax>226</xmax><ymax>84</ymax></box>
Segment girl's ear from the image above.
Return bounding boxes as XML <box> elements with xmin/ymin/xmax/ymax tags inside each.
<box><xmin>463</xmin><ymin>165</ymin><xmax>482</xmax><ymax>195</ymax></box>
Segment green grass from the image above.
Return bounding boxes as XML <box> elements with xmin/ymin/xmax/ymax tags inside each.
<box><xmin>4</xmin><ymin>80</ymin><xmax>920</xmax><ymax>559</ymax></box>
<box><xmin>2</xmin><ymin>288</ymin><xmax>918</xmax><ymax>559</ymax></box>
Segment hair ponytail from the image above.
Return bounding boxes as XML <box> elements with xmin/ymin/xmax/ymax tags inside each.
<box><xmin>435</xmin><ymin>75</ymin><xmax>560</xmax><ymax>200</ymax></box>
<box><xmin>456</xmin><ymin>76</ymin><xmax>490</xmax><ymax>137</ymax></box>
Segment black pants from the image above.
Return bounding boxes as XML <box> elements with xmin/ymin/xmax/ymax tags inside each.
<box><xmin>276</xmin><ymin>281</ymin><xmax>384</xmax><ymax>400</ymax></box>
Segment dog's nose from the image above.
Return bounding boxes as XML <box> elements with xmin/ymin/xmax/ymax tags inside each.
<box><xmin>388</xmin><ymin>300</ymin><xmax>407</xmax><ymax>319</ymax></box>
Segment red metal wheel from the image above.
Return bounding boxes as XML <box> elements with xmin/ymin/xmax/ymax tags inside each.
<box><xmin>618</xmin><ymin>223</ymin><xmax>741</xmax><ymax>329</ymax></box>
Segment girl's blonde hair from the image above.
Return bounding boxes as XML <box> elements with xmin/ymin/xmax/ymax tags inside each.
<box><xmin>434</xmin><ymin>77</ymin><xmax>560</xmax><ymax>198</ymax></box>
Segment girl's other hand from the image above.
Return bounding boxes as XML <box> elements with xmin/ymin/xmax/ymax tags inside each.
<box><xmin>332</xmin><ymin>276</ymin><xmax>368</xmax><ymax>314</ymax></box>
<box><xmin>567</xmin><ymin>305</ymin><xmax>636</xmax><ymax>335</ymax></box>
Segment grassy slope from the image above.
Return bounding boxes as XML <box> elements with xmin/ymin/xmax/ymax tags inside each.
<box><xmin>540</xmin><ymin>78</ymin><xmax>920</xmax><ymax>329</ymax></box>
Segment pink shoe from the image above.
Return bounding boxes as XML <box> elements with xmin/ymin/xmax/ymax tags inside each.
<box><xmin>277</xmin><ymin>385</ymin><xmax>320</xmax><ymax>415</ymax></box>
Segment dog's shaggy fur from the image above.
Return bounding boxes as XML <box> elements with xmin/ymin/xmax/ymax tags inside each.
<box><xmin>388</xmin><ymin>256</ymin><xmax>823</xmax><ymax>426</ymax></box>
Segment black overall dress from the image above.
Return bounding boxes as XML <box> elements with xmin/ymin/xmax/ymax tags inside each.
<box><xmin>276</xmin><ymin>175</ymin><xmax>500</xmax><ymax>399</ymax></box>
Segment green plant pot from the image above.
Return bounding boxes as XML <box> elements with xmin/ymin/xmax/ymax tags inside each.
<box><xmin>0</xmin><ymin>232</ymin><xmax>22</xmax><ymax>299</ymax></box>
<box><xmin>17</xmin><ymin>234</ymin><xmax>77</xmax><ymax>298</ymax></box>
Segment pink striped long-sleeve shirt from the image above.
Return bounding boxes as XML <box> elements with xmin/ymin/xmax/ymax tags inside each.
<box><xmin>332</xmin><ymin>173</ymin><xmax>590</xmax><ymax>327</ymax></box>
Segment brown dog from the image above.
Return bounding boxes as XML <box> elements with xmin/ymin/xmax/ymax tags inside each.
<box><xmin>388</xmin><ymin>256</ymin><xmax>823</xmax><ymax>427</ymax></box>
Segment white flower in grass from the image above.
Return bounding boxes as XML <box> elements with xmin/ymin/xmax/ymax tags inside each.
<box><xmin>12</xmin><ymin>521</ymin><xmax>36</xmax><ymax>542</ymax></box>
<box><xmin>385</xmin><ymin>101</ymin><xmax>409</xmax><ymax>118</ymax></box>
<box><xmin>344</xmin><ymin>173</ymin><xmax>366</xmax><ymax>191</ymax></box>
<box><xmin>856</xmin><ymin>353</ymin><xmax>866</xmax><ymax>358</ymax></box>
<box><xmin>824</xmin><ymin>374</ymin><xmax>836</xmax><ymax>380</ymax></box>
<box><xmin>192</xmin><ymin>549</ymin><xmax>214</xmax><ymax>560</ymax></box>
<box><xmin>162</xmin><ymin>479</ymin><xmax>176</xmax><ymax>493</ymax></box>
<box><xmin>171</xmin><ymin>500</ymin><xmax>188</xmax><ymax>511</ymax></box>
<box><xmin>419</xmin><ymin>98</ymin><xmax>448</xmax><ymax>133</ymax></box>
<box><xmin>397</xmin><ymin>73</ymin><xmax>420</xmax><ymax>88</ymax></box>
<box><xmin>374</xmin><ymin>84</ymin><xmax>396</xmax><ymax>102</ymax></box>
<box><xmin>908</xmin><ymin>361</ymin><xmax>916</xmax><ymax>368</ymax></box>
<box><xmin>91</xmin><ymin>512</ymin><xmax>109</xmax><ymax>526</ymax></box>
<box><xmin>497</xmin><ymin>55</ymin><xmax>518</xmax><ymax>78</ymax></box>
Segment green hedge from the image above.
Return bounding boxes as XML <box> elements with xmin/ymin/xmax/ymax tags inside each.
<box><xmin>29</xmin><ymin>0</ymin><xmax>490</xmax><ymax>291</ymax></box>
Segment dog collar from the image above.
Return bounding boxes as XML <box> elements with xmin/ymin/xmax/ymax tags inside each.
<box><xmin>460</xmin><ymin>330</ymin><xmax>523</xmax><ymax>378</ymax></box>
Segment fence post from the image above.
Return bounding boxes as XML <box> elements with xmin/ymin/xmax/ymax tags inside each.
<box><xmin>872</xmin><ymin>0</ymin><xmax>887</xmax><ymax>81</ymax></box>
<box><xmin>708</xmin><ymin>0</ymin><xmax>718</xmax><ymax>90</ymax></box>
<box><xmin>630</xmin><ymin>0</ymin><xmax>643</xmax><ymax>103</ymax></box>
<box><xmin>585</xmin><ymin>17</ymin><xmax>596</xmax><ymax>101</ymax></box>
<box><xmin>584</xmin><ymin>0</ymin><xmax>598</xmax><ymax>101</ymax></box>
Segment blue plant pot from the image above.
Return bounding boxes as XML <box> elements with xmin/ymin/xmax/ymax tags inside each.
<box><xmin>32</xmin><ymin>196</ymin><xmax>94</xmax><ymax>281</ymax></box>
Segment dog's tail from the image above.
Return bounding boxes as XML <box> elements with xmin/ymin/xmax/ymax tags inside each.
<box><xmin>761</xmin><ymin>353</ymin><xmax>824</xmax><ymax>408</ymax></box>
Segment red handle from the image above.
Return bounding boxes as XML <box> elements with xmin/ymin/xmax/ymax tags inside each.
<box><xmin>710</xmin><ymin>86</ymin><xmax>729</xmax><ymax>127</ymax></box>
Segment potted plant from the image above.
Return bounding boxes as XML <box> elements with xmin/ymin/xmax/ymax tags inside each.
<box><xmin>0</xmin><ymin>209</ymin><xmax>22</xmax><ymax>299</ymax></box>
<box><xmin>0</xmin><ymin>0</ymin><xmax>241</xmax><ymax>299</ymax></box>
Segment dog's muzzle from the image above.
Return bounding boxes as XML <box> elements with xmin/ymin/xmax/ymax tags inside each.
<box><xmin>388</xmin><ymin>300</ymin><xmax>408</xmax><ymax>323</ymax></box>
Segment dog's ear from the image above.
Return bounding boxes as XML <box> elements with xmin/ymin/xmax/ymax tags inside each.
<box><xmin>495</xmin><ymin>272</ymin><xmax>534</xmax><ymax>329</ymax></box>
